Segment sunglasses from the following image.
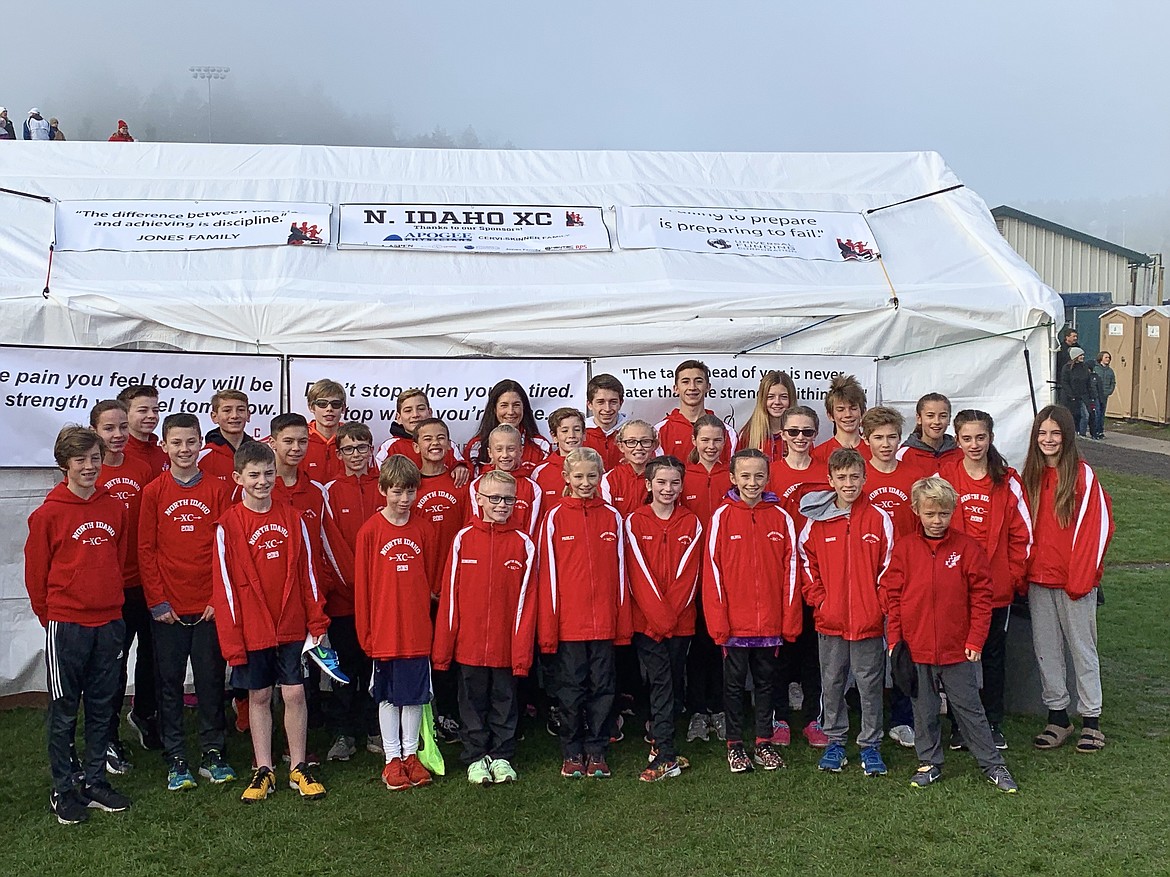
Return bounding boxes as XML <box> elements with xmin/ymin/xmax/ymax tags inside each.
<box><xmin>481</xmin><ymin>494</ymin><xmax>517</xmax><ymax>506</ymax></box>
<box><xmin>620</xmin><ymin>438</ymin><xmax>657</xmax><ymax>449</ymax></box>
<box><xmin>338</xmin><ymin>444</ymin><xmax>372</xmax><ymax>456</ymax></box>
<box><xmin>783</xmin><ymin>427</ymin><xmax>817</xmax><ymax>438</ymax></box>
<box><xmin>312</xmin><ymin>400</ymin><xmax>345</xmax><ymax>410</ymax></box>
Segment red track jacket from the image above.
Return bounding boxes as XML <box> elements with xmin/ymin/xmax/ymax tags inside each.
<box><xmin>465</xmin><ymin>432</ymin><xmax>550</xmax><ymax>477</ymax></box>
<box><xmin>682</xmin><ymin>461</ymin><xmax>731</xmax><ymax>526</ymax></box>
<box><xmin>625</xmin><ymin>504</ymin><xmax>703</xmax><ymax>640</ymax></box>
<box><xmin>600</xmin><ymin>462</ymin><xmax>647</xmax><ymax>518</ymax></box>
<box><xmin>468</xmin><ymin>472</ymin><xmax>542</xmax><ymax>536</ymax></box>
<box><xmin>319</xmin><ymin>470</ymin><xmax>384</xmax><ymax>617</ymax></box>
<box><xmin>432</xmin><ymin>518</ymin><xmax>537</xmax><ymax>675</ymax></box>
<box><xmin>531</xmin><ymin>452</ymin><xmax>568</xmax><ymax>517</ymax></box>
<box><xmin>655</xmin><ymin>409</ymin><xmax>736</xmax><ymax>465</ymax></box>
<box><xmin>1026</xmin><ymin>462</ymin><xmax>1114</xmax><ymax>600</ymax></box>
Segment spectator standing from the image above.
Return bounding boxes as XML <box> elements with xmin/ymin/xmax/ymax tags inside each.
<box><xmin>25</xmin><ymin>108</ymin><xmax>51</xmax><ymax>140</ymax></box>
<box><xmin>49</xmin><ymin>117</ymin><xmax>66</xmax><ymax>140</ymax></box>
<box><xmin>0</xmin><ymin>108</ymin><xmax>15</xmax><ymax>139</ymax></box>
<box><xmin>1091</xmin><ymin>352</ymin><xmax>1116</xmax><ymax>441</ymax></box>
<box><xmin>109</xmin><ymin>119</ymin><xmax>134</xmax><ymax>142</ymax></box>
<box><xmin>1058</xmin><ymin>347</ymin><xmax>1092</xmax><ymax>438</ymax></box>
<box><xmin>1054</xmin><ymin>327</ymin><xmax>1079</xmax><ymax>400</ymax></box>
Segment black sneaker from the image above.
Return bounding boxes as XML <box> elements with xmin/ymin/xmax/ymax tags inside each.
<box><xmin>81</xmin><ymin>782</ymin><xmax>132</xmax><ymax>812</ymax></box>
<box><xmin>105</xmin><ymin>741</ymin><xmax>133</xmax><ymax>775</ymax></box>
<box><xmin>67</xmin><ymin>744</ymin><xmax>84</xmax><ymax>787</ymax></box>
<box><xmin>545</xmin><ymin>706</ymin><xmax>563</xmax><ymax>738</ymax></box>
<box><xmin>50</xmin><ymin>788</ymin><xmax>90</xmax><ymax>825</ymax></box>
<box><xmin>948</xmin><ymin>724</ymin><xmax>967</xmax><ymax>751</ymax></box>
<box><xmin>990</xmin><ymin>724</ymin><xmax>1008</xmax><ymax>750</ymax></box>
<box><xmin>435</xmin><ymin>715</ymin><xmax>461</xmax><ymax>745</ymax></box>
<box><xmin>127</xmin><ymin>712</ymin><xmax>163</xmax><ymax>751</ymax></box>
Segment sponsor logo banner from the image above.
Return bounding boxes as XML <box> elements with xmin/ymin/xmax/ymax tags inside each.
<box><xmin>54</xmin><ymin>200</ymin><xmax>332</xmax><ymax>252</ymax></box>
<box><xmin>0</xmin><ymin>346</ymin><xmax>282</xmax><ymax>467</ymax></box>
<box><xmin>616</xmin><ymin>205</ymin><xmax>880</xmax><ymax>262</ymax></box>
<box><xmin>337</xmin><ymin>203</ymin><xmax>610</xmax><ymax>253</ymax></box>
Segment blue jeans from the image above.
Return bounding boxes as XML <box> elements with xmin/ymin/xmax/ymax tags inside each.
<box><xmin>1091</xmin><ymin>399</ymin><xmax>1105</xmax><ymax>438</ymax></box>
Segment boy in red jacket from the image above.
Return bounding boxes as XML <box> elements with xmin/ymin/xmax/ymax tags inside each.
<box><xmin>26</xmin><ymin>426</ymin><xmax>132</xmax><ymax>825</ymax></box>
<box><xmin>91</xmin><ymin>399</ymin><xmax>159</xmax><ymax>768</ymax></box>
<box><xmin>880</xmin><ymin>477</ymin><xmax>1018</xmax><ymax>793</ymax></box>
<box><xmin>798</xmin><ymin>448</ymin><xmax>893</xmax><ymax>777</ymax></box>
<box><xmin>537</xmin><ymin>447</ymin><xmax>630</xmax><ymax>779</ymax></box>
<box><xmin>139</xmin><ymin>413</ymin><xmax>235</xmax><ymax>791</ymax></box>
<box><xmin>374</xmin><ymin>387</ymin><xmax>469</xmax><ymax>487</ymax></box>
<box><xmin>655</xmin><ymin>360</ymin><xmax>737</xmax><ymax>464</ymax></box>
<box><xmin>861</xmin><ymin>407</ymin><xmax>926</xmax><ymax>538</ymax></box>
<box><xmin>626</xmin><ymin>456</ymin><xmax>703</xmax><ymax>781</ymax></box>
<box><xmin>320</xmin><ymin>421</ymin><xmax>383</xmax><ymax>761</ymax></box>
<box><xmin>583</xmin><ymin>373</ymin><xmax>627</xmax><ymax>470</ymax></box>
<box><xmin>531</xmin><ymin>407</ymin><xmax>586</xmax><ymax>515</ymax></box>
<box><xmin>117</xmin><ymin>384</ymin><xmax>168</xmax><ymax>478</ymax></box>
<box><xmin>199</xmin><ymin>389</ymin><xmax>254</xmax><ymax>482</ymax></box>
<box><xmin>704</xmin><ymin>448</ymin><xmax>800</xmax><ymax>774</ymax></box>
<box><xmin>302</xmin><ymin>378</ymin><xmax>346</xmax><ymax>483</ymax></box>
<box><xmin>211</xmin><ymin>441</ymin><xmax>329</xmax><ymax>803</ymax></box>
<box><xmin>811</xmin><ymin>375</ymin><xmax>872</xmax><ymax>465</ymax></box>
<box><xmin>433</xmin><ymin>470</ymin><xmax>537</xmax><ymax>785</ymax></box>
<box><xmin>468</xmin><ymin>424</ymin><xmax>542</xmax><ymax>535</ymax></box>
<box><xmin>355</xmin><ymin>455</ymin><xmax>440</xmax><ymax>791</ymax></box>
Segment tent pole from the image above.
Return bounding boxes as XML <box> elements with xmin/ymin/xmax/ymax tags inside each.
<box><xmin>1023</xmin><ymin>346</ymin><xmax>1038</xmax><ymax>416</ymax></box>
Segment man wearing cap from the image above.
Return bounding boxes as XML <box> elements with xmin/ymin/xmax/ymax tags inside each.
<box><xmin>24</xmin><ymin>108</ymin><xmax>51</xmax><ymax>140</ymax></box>
<box><xmin>109</xmin><ymin>119</ymin><xmax>135</xmax><ymax>142</ymax></box>
<box><xmin>1058</xmin><ymin>346</ymin><xmax>1092</xmax><ymax>438</ymax></box>
<box><xmin>0</xmin><ymin>108</ymin><xmax>14</xmax><ymax>140</ymax></box>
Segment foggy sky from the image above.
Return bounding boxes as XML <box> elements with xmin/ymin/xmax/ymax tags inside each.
<box><xmin>5</xmin><ymin>1</ymin><xmax>1168</xmax><ymax>221</ymax></box>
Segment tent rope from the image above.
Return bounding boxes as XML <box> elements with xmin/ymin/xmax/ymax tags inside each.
<box><xmin>866</xmin><ymin>184</ymin><xmax>965</xmax><ymax>215</ymax></box>
<box><xmin>736</xmin><ymin>315</ymin><xmax>842</xmax><ymax>356</ymax></box>
<box><xmin>874</xmin><ymin>320</ymin><xmax>1053</xmax><ymax>361</ymax></box>
<box><xmin>0</xmin><ymin>186</ymin><xmax>52</xmax><ymax>203</ymax></box>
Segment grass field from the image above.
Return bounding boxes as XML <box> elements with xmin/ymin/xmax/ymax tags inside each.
<box><xmin>2</xmin><ymin>470</ymin><xmax>1168</xmax><ymax>877</ymax></box>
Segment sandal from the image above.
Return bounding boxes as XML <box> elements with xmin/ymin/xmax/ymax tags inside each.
<box><xmin>1033</xmin><ymin>723</ymin><xmax>1074</xmax><ymax>750</ymax></box>
<box><xmin>1075</xmin><ymin>727</ymin><xmax>1106</xmax><ymax>753</ymax></box>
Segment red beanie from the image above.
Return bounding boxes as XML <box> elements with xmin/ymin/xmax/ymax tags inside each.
<box><xmin>117</xmin><ymin>119</ymin><xmax>127</xmax><ymax>128</ymax></box>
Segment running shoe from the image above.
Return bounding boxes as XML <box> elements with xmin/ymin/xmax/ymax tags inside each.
<box><xmin>303</xmin><ymin>639</ymin><xmax>351</xmax><ymax>685</ymax></box>
<box><xmin>860</xmin><ymin>746</ymin><xmax>888</xmax><ymax>777</ymax></box>
<box><xmin>489</xmin><ymin>758</ymin><xmax>518</xmax><ymax>784</ymax></box>
<box><xmin>327</xmin><ymin>735</ymin><xmax>357</xmax><ymax>762</ymax></box>
<box><xmin>167</xmin><ymin>759</ymin><xmax>198</xmax><ymax>791</ymax></box>
<box><xmin>467</xmin><ymin>756</ymin><xmax>493</xmax><ymax>786</ymax></box>
<box><xmin>686</xmin><ymin>712</ymin><xmax>710</xmax><ymax>742</ymax></box>
<box><xmin>753</xmin><ymin>742</ymin><xmax>786</xmax><ymax>770</ymax></box>
<box><xmin>199</xmin><ymin>749</ymin><xmax>237</xmax><ymax>784</ymax></box>
<box><xmin>289</xmin><ymin>762</ymin><xmax>326</xmax><ymax>799</ymax></box>
<box><xmin>909</xmin><ymin>763</ymin><xmax>942</xmax><ymax>788</ymax></box>
<box><xmin>726</xmin><ymin>742</ymin><xmax>753</xmax><ymax>773</ymax></box>
<box><xmin>987</xmin><ymin>766</ymin><xmax>1019</xmax><ymax>794</ymax></box>
<box><xmin>817</xmin><ymin>742</ymin><xmax>848</xmax><ymax>772</ymax></box>
<box><xmin>241</xmin><ymin>766</ymin><xmax>276</xmax><ymax>802</ymax></box>
<box><xmin>81</xmin><ymin>782</ymin><xmax>131</xmax><ymax>812</ymax></box>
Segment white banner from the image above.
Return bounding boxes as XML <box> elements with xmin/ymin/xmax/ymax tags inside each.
<box><xmin>617</xmin><ymin>205</ymin><xmax>881</xmax><ymax>262</ymax></box>
<box><xmin>337</xmin><ymin>203</ymin><xmax>611</xmax><ymax>253</ymax></box>
<box><xmin>287</xmin><ymin>357</ymin><xmax>590</xmax><ymax>447</ymax></box>
<box><xmin>0</xmin><ymin>347</ymin><xmax>283</xmax><ymax>467</ymax></box>
<box><xmin>54</xmin><ymin>200</ymin><xmax>332</xmax><ymax>252</ymax></box>
<box><xmin>591</xmin><ymin>354</ymin><xmax>879</xmax><ymax>442</ymax></box>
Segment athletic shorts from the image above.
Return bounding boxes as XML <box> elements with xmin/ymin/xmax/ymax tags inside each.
<box><xmin>370</xmin><ymin>657</ymin><xmax>431</xmax><ymax>706</ymax></box>
<box><xmin>230</xmin><ymin>642</ymin><xmax>304</xmax><ymax>690</ymax></box>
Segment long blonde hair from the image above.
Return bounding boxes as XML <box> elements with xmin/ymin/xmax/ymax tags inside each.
<box><xmin>739</xmin><ymin>370</ymin><xmax>797</xmax><ymax>451</ymax></box>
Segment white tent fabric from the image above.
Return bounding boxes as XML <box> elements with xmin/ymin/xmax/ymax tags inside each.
<box><xmin>0</xmin><ymin>144</ymin><xmax>1061</xmax><ymax>693</ymax></box>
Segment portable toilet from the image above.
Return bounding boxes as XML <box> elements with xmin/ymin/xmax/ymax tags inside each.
<box><xmin>1137</xmin><ymin>306</ymin><xmax>1170</xmax><ymax>424</ymax></box>
<box><xmin>1098</xmin><ymin>306</ymin><xmax>1151</xmax><ymax>418</ymax></box>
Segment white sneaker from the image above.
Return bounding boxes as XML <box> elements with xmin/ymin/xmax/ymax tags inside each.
<box><xmin>365</xmin><ymin>734</ymin><xmax>384</xmax><ymax>754</ymax></box>
<box><xmin>888</xmin><ymin>724</ymin><xmax>916</xmax><ymax>748</ymax></box>
<box><xmin>788</xmin><ymin>682</ymin><xmax>805</xmax><ymax>712</ymax></box>
<box><xmin>327</xmin><ymin>735</ymin><xmax>357</xmax><ymax>762</ymax></box>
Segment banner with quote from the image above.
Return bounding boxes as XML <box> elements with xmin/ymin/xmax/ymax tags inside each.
<box><xmin>287</xmin><ymin>356</ymin><xmax>590</xmax><ymax>448</ymax></box>
<box><xmin>337</xmin><ymin>203</ymin><xmax>611</xmax><ymax>253</ymax></box>
<box><xmin>616</xmin><ymin>205</ymin><xmax>881</xmax><ymax>262</ymax></box>
<box><xmin>591</xmin><ymin>354</ymin><xmax>879</xmax><ymax>442</ymax></box>
<box><xmin>54</xmin><ymin>200</ymin><xmax>332</xmax><ymax>251</ymax></box>
<box><xmin>0</xmin><ymin>346</ymin><xmax>283</xmax><ymax>467</ymax></box>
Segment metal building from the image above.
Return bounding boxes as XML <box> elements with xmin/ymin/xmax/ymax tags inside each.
<box><xmin>993</xmin><ymin>205</ymin><xmax>1163</xmax><ymax>307</ymax></box>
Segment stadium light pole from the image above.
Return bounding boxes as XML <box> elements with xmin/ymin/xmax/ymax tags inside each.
<box><xmin>189</xmin><ymin>66</ymin><xmax>230</xmax><ymax>142</ymax></box>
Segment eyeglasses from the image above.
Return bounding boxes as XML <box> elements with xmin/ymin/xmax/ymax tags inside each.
<box><xmin>783</xmin><ymin>427</ymin><xmax>817</xmax><ymax>438</ymax></box>
<box><xmin>312</xmin><ymin>400</ymin><xmax>345</xmax><ymax>410</ymax></box>
<box><xmin>482</xmin><ymin>494</ymin><xmax>517</xmax><ymax>506</ymax></box>
<box><xmin>338</xmin><ymin>444</ymin><xmax>372</xmax><ymax>456</ymax></box>
<box><xmin>620</xmin><ymin>438</ymin><xmax>657</xmax><ymax>449</ymax></box>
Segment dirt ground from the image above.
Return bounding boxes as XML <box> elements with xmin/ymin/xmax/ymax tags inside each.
<box><xmin>1079</xmin><ymin>438</ymin><xmax>1169</xmax><ymax>481</ymax></box>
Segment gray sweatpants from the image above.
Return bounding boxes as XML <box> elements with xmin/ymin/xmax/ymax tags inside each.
<box><xmin>1028</xmin><ymin>584</ymin><xmax>1102</xmax><ymax>718</ymax></box>
<box><xmin>912</xmin><ymin>661</ymin><xmax>1005</xmax><ymax>772</ymax></box>
<box><xmin>818</xmin><ymin>634</ymin><xmax>884</xmax><ymax>749</ymax></box>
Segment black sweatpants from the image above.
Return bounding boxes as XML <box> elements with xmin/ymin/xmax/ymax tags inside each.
<box><xmin>634</xmin><ymin>633</ymin><xmax>690</xmax><ymax>758</ymax></box>
<box><xmin>722</xmin><ymin>646</ymin><xmax>779</xmax><ymax>744</ymax></box>
<box><xmin>551</xmin><ymin>640</ymin><xmax>615</xmax><ymax>759</ymax></box>
<box><xmin>950</xmin><ymin>604</ymin><xmax>1010</xmax><ymax>729</ymax></box>
<box><xmin>46</xmin><ymin>619</ymin><xmax>125</xmax><ymax>792</ymax></box>
<box><xmin>153</xmin><ymin>616</ymin><xmax>227</xmax><ymax>761</ymax></box>
<box><xmin>323</xmin><ymin>615</ymin><xmax>377</xmax><ymax>740</ymax></box>
<box><xmin>686</xmin><ymin>603</ymin><xmax>723</xmax><ymax>715</ymax></box>
<box><xmin>110</xmin><ymin>586</ymin><xmax>157</xmax><ymax>741</ymax></box>
<box><xmin>457</xmin><ymin>664</ymin><xmax>519</xmax><ymax>763</ymax></box>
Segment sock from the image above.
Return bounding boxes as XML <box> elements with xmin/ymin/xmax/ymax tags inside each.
<box><xmin>1083</xmin><ymin>716</ymin><xmax>1100</xmax><ymax>730</ymax></box>
<box><xmin>378</xmin><ymin>702</ymin><xmax>402</xmax><ymax>761</ymax></box>
<box><xmin>1048</xmin><ymin>708</ymin><xmax>1071</xmax><ymax>728</ymax></box>
<box><xmin>400</xmin><ymin>705</ymin><xmax>423</xmax><ymax>756</ymax></box>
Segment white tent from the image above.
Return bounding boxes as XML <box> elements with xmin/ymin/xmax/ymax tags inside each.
<box><xmin>0</xmin><ymin>144</ymin><xmax>1061</xmax><ymax>693</ymax></box>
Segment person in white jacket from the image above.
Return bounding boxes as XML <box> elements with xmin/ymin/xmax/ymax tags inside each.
<box><xmin>25</xmin><ymin>108</ymin><xmax>51</xmax><ymax>140</ymax></box>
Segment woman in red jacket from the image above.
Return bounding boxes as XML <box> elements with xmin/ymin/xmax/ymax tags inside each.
<box><xmin>1021</xmin><ymin>405</ymin><xmax>1113</xmax><ymax>754</ymax></box>
<box><xmin>937</xmin><ymin>409</ymin><xmax>1031</xmax><ymax>750</ymax></box>
<box><xmin>537</xmin><ymin>448</ymin><xmax>630</xmax><ymax>780</ymax></box>
<box><xmin>625</xmin><ymin>455</ymin><xmax>703</xmax><ymax>781</ymax></box>
<box><xmin>464</xmin><ymin>380</ymin><xmax>551</xmax><ymax>476</ymax></box>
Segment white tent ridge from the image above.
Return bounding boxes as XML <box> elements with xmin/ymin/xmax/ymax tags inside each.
<box><xmin>0</xmin><ymin>144</ymin><xmax>1061</xmax><ymax>693</ymax></box>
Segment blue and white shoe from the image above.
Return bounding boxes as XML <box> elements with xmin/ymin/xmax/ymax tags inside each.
<box><xmin>303</xmin><ymin>638</ymin><xmax>350</xmax><ymax>685</ymax></box>
<box><xmin>860</xmin><ymin>746</ymin><xmax>888</xmax><ymax>777</ymax></box>
<box><xmin>167</xmin><ymin>759</ymin><xmax>197</xmax><ymax>791</ymax></box>
<box><xmin>199</xmin><ymin>749</ymin><xmax>238</xmax><ymax>784</ymax></box>
<box><xmin>817</xmin><ymin>742</ymin><xmax>848</xmax><ymax>772</ymax></box>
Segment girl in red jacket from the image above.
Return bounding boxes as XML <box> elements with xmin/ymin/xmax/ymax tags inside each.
<box><xmin>938</xmin><ymin>409</ymin><xmax>1031</xmax><ymax>750</ymax></box>
<box><xmin>625</xmin><ymin>455</ymin><xmax>703</xmax><ymax>781</ymax></box>
<box><xmin>681</xmin><ymin>414</ymin><xmax>730</xmax><ymax>744</ymax></box>
<box><xmin>433</xmin><ymin>470</ymin><xmax>537</xmax><ymax>786</ymax></box>
<box><xmin>737</xmin><ymin>370</ymin><xmax>798</xmax><ymax>462</ymax></box>
<box><xmin>1021</xmin><ymin>405</ymin><xmax>1113</xmax><ymax>753</ymax></box>
<box><xmin>897</xmin><ymin>393</ymin><xmax>962</xmax><ymax>469</ymax></box>
<box><xmin>354</xmin><ymin>455</ymin><xmax>440</xmax><ymax>791</ymax></box>
<box><xmin>704</xmin><ymin>448</ymin><xmax>800</xmax><ymax>774</ymax></box>
<box><xmin>600</xmin><ymin>419</ymin><xmax>656</xmax><ymax>516</ymax></box>
<box><xmin>537</xmin><ymin>447</ymin><xmax>630</xmax><ymax>780</ymax></box>
<box><xmin>881</xmin><ymin>477</ymin><xmax>1018</xmax><ymax>793</ymax></box>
